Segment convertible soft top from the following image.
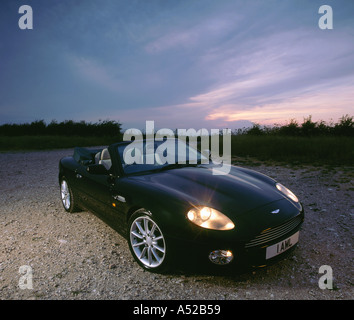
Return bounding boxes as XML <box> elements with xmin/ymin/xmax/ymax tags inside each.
<box><xmin>73</xmin><ymin>147</ymin><xmax>101</xmax><ymax>165</ymax></box>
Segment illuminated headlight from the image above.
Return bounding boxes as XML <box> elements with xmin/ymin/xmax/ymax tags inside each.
<box><xmin>187</xmin><ymin>207</ymin><xmax>235</xmax><ymax>230</ymax></box>
<box><xmin>276</xmin><ymin>183</ymin><xmax>299</xmax><ymax>203</ymax></box>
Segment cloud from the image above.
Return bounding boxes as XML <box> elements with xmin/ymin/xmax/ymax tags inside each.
<box><xmin>144</xmin><ymin>14</ymin><xmax>238</xmax><ymax>54</ymax></box>
<box><xmin>1</xmin><ymin>0</ymin><xmax>353</xmax><ymax>129</ymax></box>
<box><xmin>204</xmin><ymin>82</ymin><xmax>354</xmax><ymax>125</ymax></box>
<box><xmin>69</xmin><ymin>56</ymin><xmax>122</xmax><ymax>92</ymax></box>
<box><xmin>156</xmin><ymin>25</ymin><xmax>354</xmax><ymax>126</ymax></box>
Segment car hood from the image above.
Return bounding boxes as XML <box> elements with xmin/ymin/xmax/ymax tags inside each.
<box><xmin>127</xmin><ymin>165</ymin><xmax>286</xmax><ymax>217</ymax></box>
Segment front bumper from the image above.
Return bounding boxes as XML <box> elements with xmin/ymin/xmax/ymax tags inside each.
<box><xmin>167</xmin><ymin>209</ymin><xmax>304</xmax><ymax>271</ymax></box>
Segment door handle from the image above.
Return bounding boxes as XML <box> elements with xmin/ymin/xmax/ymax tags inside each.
<box><xmin>76</xmin><ymin>173</ymin><xmax>82</xmax><ymax>179</ymax></box>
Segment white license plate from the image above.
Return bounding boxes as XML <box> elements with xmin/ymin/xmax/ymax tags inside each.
<box><xmin>266</xmin><ymin>231</ymin><xmax>299</xmax><ymax>259</ymax></box>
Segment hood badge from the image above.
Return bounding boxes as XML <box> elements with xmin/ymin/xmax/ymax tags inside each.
<box><xmin>271</xmin><ymin>209</ymin><xmax>280</xmax><ymax>214</ymax></box>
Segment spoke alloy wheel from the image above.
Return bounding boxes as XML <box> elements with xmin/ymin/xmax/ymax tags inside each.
<box><xmin>130</xmin><ymin>216</ymin><xmax>166</xmax><ymax>268</ymax></box>
<box><xmin>61</xmin><ymin>180</ymin><xmax>71</xmax><ymax>210</ymax></box>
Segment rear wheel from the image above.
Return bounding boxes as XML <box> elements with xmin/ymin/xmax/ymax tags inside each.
<box><xmin>60</xmin><ymin>178</ymin><xmax>79</xmax><ymax>213</ymax></box>
<box><xmin>128</xmin><ymin>210</ymin><xmax>170</xmax><ymax>273</ymax></box>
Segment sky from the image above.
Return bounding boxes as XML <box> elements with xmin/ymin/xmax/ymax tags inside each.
<box><xmin>0</xmin><ymin>0</ymin><xmax>353</xmax><ymax>131</ymax></box>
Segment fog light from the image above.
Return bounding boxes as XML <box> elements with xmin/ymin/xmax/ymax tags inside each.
<box><xmin>208</xmin><ymin>250</ymin><xmax>234</xmax><ymax>265</ymax></box>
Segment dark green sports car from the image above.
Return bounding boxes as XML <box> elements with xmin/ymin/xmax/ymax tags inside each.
<box><xmin>59</xmin><ymin>139</ymin><xmax>304</xmax><ymax>273</ymax></box>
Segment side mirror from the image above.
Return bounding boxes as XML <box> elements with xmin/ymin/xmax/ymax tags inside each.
<box><xmin>86</xmin><ymin>164</ymin><xmax>109</xmax><ymax>175</ymax></box>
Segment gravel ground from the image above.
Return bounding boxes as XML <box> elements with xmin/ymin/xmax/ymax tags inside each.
<box><xmin>0</xmin><ymin>148</ymin><xmax>353</xmax><ymax>300</ymax></box>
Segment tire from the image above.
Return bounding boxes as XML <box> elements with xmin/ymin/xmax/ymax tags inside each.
<box><xmin>60</xmin><ymin>177</ymin><xmax>79</xmax><ymax>213</ymax></box>
<box><xmin>128</xmin><ymin>209</ymin><xmax>170</xmax><ymax>273</ymax></box>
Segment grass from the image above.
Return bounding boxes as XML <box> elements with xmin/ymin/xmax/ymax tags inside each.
<box><xmin>0</xmin><ymin>134</ymin><xmax>353</xmax><ymax>166</ymax></box>
<box><xmin>230</xmin><ymin>135</ymin><xmax>354</xmax><ymax>165</ymax></box>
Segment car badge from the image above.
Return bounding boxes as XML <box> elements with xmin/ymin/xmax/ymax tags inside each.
<box><xmin>271</xmin><ymin>209</ymin><xmax>280</xmax><ymax>214</ymax></box>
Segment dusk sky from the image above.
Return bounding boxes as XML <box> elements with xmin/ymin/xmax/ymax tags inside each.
<box><xmin>1</xmin><ymin>0</ymin><xmax>353</xmax><ymax>131</ymax></box>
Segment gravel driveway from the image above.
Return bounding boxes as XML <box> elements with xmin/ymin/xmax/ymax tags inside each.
<box><xmin>0</xmin><ymin>149</ymin><xmax>353</xmax><ymax>300</ymax></box>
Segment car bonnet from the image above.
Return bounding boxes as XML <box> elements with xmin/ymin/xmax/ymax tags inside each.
<box><xmin>128</xmin><ymin>165</ymin><xmax>286</xmax><ymax>217</ymax></box>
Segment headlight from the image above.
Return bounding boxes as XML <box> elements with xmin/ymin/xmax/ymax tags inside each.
<box><xmin>187</xmin><ymin>207</ymin><xmax>235</xmax><ymax>230</ymax></box>
<box><xmin>276</xmin><ymin>183</ymin><xmax>299</xmax><ymax>202</ymax></box>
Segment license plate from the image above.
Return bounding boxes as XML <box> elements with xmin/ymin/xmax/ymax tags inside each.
<box><xmin>266</xmin><ymin>231</ymin><xmax>299</xmax><ymax>259</ymax></box>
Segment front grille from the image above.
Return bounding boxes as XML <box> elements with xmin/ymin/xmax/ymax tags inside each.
<box><xmin>245</xmin><ymin>215</ymin><xmax>303</xmax><ymax>248</ymax></box>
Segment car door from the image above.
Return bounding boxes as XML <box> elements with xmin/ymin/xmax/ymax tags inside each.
<box><xmin>80</xmin><ymin>148</ymin><xmax>126</xmax><ymax>233</ymax></box>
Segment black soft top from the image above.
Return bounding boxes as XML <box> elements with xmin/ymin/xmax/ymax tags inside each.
<box><xmin>73</xmin><ymin>147</ymin><xmax>102</xmax><ymax>165</ymax></box>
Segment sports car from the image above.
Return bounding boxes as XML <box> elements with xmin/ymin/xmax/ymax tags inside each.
<box><xmin>58</xmin><ymin>138</ymin><xmax>304</xmax><ymax>273</ymax></box>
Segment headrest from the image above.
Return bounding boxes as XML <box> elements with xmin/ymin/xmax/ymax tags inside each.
<box><xmin>101</xmin><ymin>148</ymin><xmax>110</xmax><ymax>160</ymax></box>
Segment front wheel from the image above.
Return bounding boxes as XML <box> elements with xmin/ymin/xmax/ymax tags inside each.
<box><xmin>60</xmin><ymin>178</ymin><xmax>79</xmax><ymax>213</ymax></box>
<box><xmin>128</xmin><ymin>210</ymin><xmax>170</xmax><ymax>273</ymax></box>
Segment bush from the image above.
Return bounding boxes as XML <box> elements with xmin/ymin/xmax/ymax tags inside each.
<box><xmin>0</xmin><ymin>119</ymin><xmax>123</xmax><ymax>138</ymax></box>
<box><xmin>238</xmin><ymin>115</ymin><xmax>353</xmax><ymax>137</ymax></box>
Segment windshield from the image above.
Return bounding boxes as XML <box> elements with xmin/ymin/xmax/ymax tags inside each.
<box><xmin>117</xmin><ymin>139</ymin><xmax>209</xmax><ymax>175</ymax></box>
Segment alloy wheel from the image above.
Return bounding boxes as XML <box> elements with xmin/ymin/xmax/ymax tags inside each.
<box><xmin>60</xmin><ymin>180</ymin><xmax>71</xmax><ymax>210</ymax></box>
<box><xmin>130</xmin><ymin>215</ymin><xmax>166</xmax><ymax>268</ymax></box>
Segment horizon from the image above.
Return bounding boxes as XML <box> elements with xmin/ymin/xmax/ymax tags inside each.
<box><xmin>1</xmin><ymin>114</ymin><xmax>352</xmax><ymax>133</ymax></box>
<box><xmin>1</xmin><ymin>0</ymin><xmax>354</xmax><ymax>131</ymax></box>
